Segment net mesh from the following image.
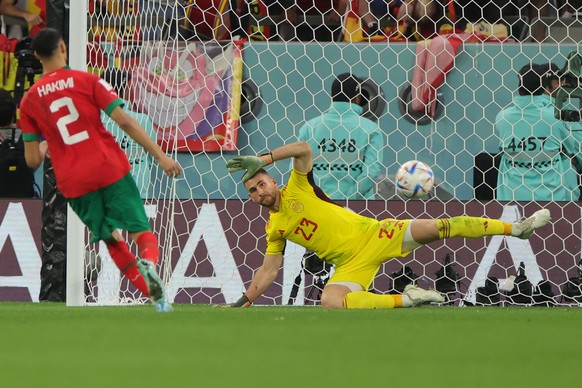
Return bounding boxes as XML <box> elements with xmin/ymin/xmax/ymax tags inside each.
<box><xmin>78</xmin><ymin>0</ymin><xmax>582</xmax><ymax>307</ymax></box>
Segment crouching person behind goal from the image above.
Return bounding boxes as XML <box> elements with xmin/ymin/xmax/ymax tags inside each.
<box><xmin>225</xmin><ymin>141</ymin><xmax>551</xmax><ymax>309</ymax></box>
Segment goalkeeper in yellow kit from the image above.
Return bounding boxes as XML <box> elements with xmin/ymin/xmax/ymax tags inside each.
<box><xmin>226</xmin><ymin>141</ymin><xmax>551</xmax><ymax>309</ymax></box>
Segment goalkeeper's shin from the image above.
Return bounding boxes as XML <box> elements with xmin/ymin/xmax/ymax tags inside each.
<box><xmin>344</xmin><ymin>291</ymin><xmax>403</xmax><ymax>309</ymax></box>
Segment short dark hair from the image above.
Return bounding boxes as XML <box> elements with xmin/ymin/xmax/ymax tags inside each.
<box><xmin>0</xmin><ymin>89</ymin><xmax>16</xmax><ymax>127</ymax></box>
<box><xmin>32</xmin><ymin>28</ymin><xmax>63</xmax><ymax>58</ymax></box>
<box><xmin>331</xmin><ymin>73</ymin><xmax>363</xmax><ymax>104</ymax></box>
<box><xmin>518</xmin><ymin>63</ymin><xmax>545</xmax><ymax>96</ymax></box>
<box><xmin>244</xmin><ymin>168</ymin><xmax>269</xmax><ymax>184</ymax></box>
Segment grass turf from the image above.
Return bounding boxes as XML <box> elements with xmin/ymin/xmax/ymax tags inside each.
<box><xmin>0</xmin><ymin>303</ymin><xmax>579</xmax><ymax>388</ymax></box>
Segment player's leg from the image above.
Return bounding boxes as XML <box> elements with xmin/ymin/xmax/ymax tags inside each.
<box><xmin>408</xmin><ymin>209</ymin><xmax>551</xmax><ymax>245</ymax></box>
<box><xmin>321</xmin><ymin>281</ymin><xmax>405</xmax><ymax>308</ymax></box>
<box><xmin>130</xmin><ymin>230</ymin><xmax>160</xmax><ymax>265</ymax></box>
<box><xmin>323</xmin><ymin>260</ymin><xmax>405</xmax><ymax>308</ymax></box>
<box><xmin>103</xmin><ymin>174</ymin><xmax>171</xmax><ymax>312</ymax></box>
<box><xmin>68</xmin><ymin>191</ymin><xmax>150</xmax><ymax>296</ymax></box>
<box><xmin>128</xmin><ymin>230</ymin><xmax>170</xmax><ymax>311</ymax></box>
<box><xmin>320</xmin><ymin>283</ymin><xmax>353</xmax><ymax>308</ymax></box>
<box><xmin>104</xmin><ymin>232</ymin><xmax>149</xmax><ymax>296</ymax></box>
<box><xmin>322</xmin><ymin>282</ymin><xmax>443</xmax><ymax>308</ymax></box>
<box><xmin>323</xmin><ymin>257</ymin><xmax>443</xmax><ymax>308</ymax></box>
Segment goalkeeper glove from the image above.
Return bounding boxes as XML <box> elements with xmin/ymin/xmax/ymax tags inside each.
<box><xmin>222</xmin><ymin>294</ymin><xmax>252</xmax><ymax>308</ymax></box>
<box><xmin>227</xmin><ymin>154</ymin><xmax>272</xmax><ymax>183</ymax></box>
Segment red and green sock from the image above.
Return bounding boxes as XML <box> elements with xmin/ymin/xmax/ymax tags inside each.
<box><xmin>106</xmin><ymin>240</ymin><xmax>149</xmax><ymax>296</ymax></box>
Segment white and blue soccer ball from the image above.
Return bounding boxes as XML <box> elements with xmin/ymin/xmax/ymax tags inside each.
<box><xmin>395</xmin><ymin>160</ymin><xmax>435</xmax><ymax>199</ymax></box>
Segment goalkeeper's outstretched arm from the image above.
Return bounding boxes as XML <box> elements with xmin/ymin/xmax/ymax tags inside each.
<box><xmin>278</xmin><ymin>141</ymin><xmax>312</xmax><ymax>173</ymax></box>
<box><xmin>227</xmin><ymin>141</ymin><xmax>313</xmax><ymax>182</ymax></box>
<box><xmin>231</xmin><ymin>253</ymin><xmax>283</xmax><ymax>307</ymax></box>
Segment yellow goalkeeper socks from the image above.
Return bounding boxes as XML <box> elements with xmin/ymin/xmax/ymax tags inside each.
<box><xmin>344</xmin><ymin>291</ymin><xmax>403</xmax><ymax>309</ymax></box>
<box><xmin>437</xmin><ymin>216</ymin><xmax>512</xmax><ymax>239</ymax></box>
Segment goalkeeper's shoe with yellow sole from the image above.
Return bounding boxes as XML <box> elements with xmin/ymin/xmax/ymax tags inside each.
<box><xmin>511</xmin><ymin>209</ymin><xmax>551</xmax><ymax>239</ymax></box>
<box><xmin>137</xmin><ymin>259</ymin><xmax>172</xmax><ymax>313</ymax></box>
<box><xmin>403</xmin><ymin>284</ymin><xmax>445</xmax><ymax>306</ymax></box>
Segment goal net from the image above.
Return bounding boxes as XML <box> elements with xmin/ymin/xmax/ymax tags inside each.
<box><xmin>68</xmin><ymin>0</ymin><xmax>582</xmax><ymax>307</ymax></box>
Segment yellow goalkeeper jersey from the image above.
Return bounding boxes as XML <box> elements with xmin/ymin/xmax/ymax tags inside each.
<box><xmin>265</xmin><ymin>169</ymin><xmax>379</xmax><ymax>265</ymax></box>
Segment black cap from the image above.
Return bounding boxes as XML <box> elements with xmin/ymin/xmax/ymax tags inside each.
<box><xmin>538</xmin><ymin>62</ymin><xmax>560</xmax><ymax>76</ymax></box>
<box><xmin>331</xmin><ymin>73</ymin><xmax>363</xmax><ymax>103</ymax></box>
<box><xmin>518</xmin><ymin>63</ymin><xmax>545</xmax><ymax>96</ymax></box>
<box><xmin>539</xmin><ymin>62</ymin><xmax>560</xmax><ymax>80</ymax></box>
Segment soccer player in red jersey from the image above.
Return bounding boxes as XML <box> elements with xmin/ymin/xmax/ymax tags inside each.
<box><xmin>20</xmin><ymin>28</ymin><xmax>181</xmax><ymax>312</ymax></box>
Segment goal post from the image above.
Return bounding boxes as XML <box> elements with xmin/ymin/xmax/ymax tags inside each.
<box><xmin>65</xmin><ymin>0</ymin><xmax>88</xmax><ymax>307</ymax></box>
<box><xmin>65</xmin><ymin>1</ymin><xmax>582</xmax><ymax>307</ymax></box>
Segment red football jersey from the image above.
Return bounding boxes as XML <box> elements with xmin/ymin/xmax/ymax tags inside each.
<box><xmin>20</xmin><ymin>67</ymin><xmax>131</xmax><ymax>198</ymax></box>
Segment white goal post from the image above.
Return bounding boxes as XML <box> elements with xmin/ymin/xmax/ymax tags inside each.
<box><xmin>66</xmin><ymin>0</ymin><xmax>88</xmax><ymax>306</ymax></box>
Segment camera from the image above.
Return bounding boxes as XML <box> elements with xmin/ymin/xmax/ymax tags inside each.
<box><xmin>560</xmin><ymin>109</ymin><xmax>580</xmax><ymax>122</ymax></box>
<box><xmin>13</xmin><ymin>37</ymin><xmax>42</xmax><ymax>72</ymax></box>
<box><xmin>554</xmin><ymin>51</ymin><xmax>582</xmax><ymax>122</ymax></box>
<box><xmin>14</xmin><ymin>49</ymin><xmax>42</xmax><ymax>72</ymax></box>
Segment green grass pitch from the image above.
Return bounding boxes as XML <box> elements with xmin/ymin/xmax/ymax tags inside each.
<box><xmin>0</xmin><ymin>303</ymin><xmax>580</xmax><ymax>388</ymax></box>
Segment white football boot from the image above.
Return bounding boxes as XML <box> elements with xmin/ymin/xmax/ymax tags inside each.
<box><xmin>403</xmin><ymin>284</ymin><xmax>445</xmax><ymax>306</ymax></box>
<box><xmin>511</xmin><ymin>209</ymin><xmax>551</xmax><ymax>239</ymax></box>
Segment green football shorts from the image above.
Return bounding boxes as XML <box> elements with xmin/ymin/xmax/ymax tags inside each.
<box><xmin>68</xmin><ymin>173</ymin><xmax>151</xmax><ymax>242</ymax></box>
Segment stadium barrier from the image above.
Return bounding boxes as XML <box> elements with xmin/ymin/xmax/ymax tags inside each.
<box><xmin>1</xmin><ymin>199</ymin><xmax>580</xmax><ymax>306</ymax></box>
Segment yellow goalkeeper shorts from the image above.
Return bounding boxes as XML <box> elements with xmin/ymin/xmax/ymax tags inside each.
<box><xmin>328</xmin><ymin>218</ymin><xmax>412</xmax><ymax>291</ymax></box>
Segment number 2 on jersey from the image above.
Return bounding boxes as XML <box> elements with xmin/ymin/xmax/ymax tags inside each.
<box><xmin>50</xmin><ymin>96</ymin><xmax>88</xmax><ymax>145</ymax></box>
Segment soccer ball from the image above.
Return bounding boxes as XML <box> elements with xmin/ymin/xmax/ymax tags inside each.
<box><xmin>395</xmin><ymin>160</ymin><xmax>435</xmax><ymax>199</ymax></box>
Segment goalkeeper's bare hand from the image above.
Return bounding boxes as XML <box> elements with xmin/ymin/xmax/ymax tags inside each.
<box><xmin>227</xmin><ymin>156</ymin><xmax>268</xmax><ymax>183</ymax></box>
